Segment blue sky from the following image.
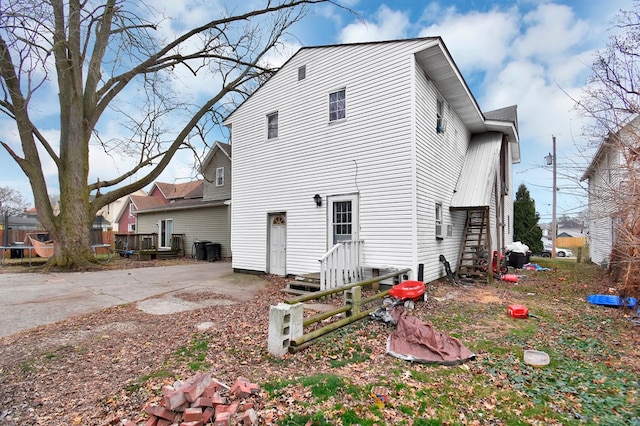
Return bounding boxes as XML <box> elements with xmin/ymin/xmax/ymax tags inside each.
<box><xmin>0</xmin><ymin>0</ymin><xmax>631</xmax><ymax>224</ymax></box>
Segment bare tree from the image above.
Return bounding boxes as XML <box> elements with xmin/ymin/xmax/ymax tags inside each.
<box><xmin>0</xmin><ymin>0</ymin><xmax>335</xmax><ymax>268</ymax></box>
<box><xmin>576</xmin><ymin>1</ymin><xmax>640</xmax><ymax>297</ymax></box>
<box><xmin>0</xmin><ymin>186</ymin><xmax>28</xmax><ymax>216</ymax></box>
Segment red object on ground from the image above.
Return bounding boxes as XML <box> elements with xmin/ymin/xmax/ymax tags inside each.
<box><xmin>389</xmin><ymin>280</ymin><xmax>426</xmax><ymax>301</ymax></box>
<box><xmin>507</xmin><ymin>304</ymin><xmax>529</xmax><ymax>319</ymax></box>
<box><xmin>502</xmin><ymin>274</ymin><xmax>518</xmax><ymax>283</ymax></box>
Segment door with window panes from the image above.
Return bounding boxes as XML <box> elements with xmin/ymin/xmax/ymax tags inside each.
<box><xmin>328</xmin><ymin>194</ymin><xmax>359</xmax><ymax>246</ymax></box>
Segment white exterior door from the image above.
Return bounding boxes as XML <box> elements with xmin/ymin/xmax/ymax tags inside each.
<box><xmin>159</xmin><ymin>218</ymin><xmax>173</xmax><ymax>248</ymax></box>
<box><xmin>269</xmin><ymin>214</ymin><xmax>286</xmax><ymax>276</ymax></box>
<box><xmin>328</xmin><ymin>194</ymin><xmax>359</xmax><ymax>247</ymax></box>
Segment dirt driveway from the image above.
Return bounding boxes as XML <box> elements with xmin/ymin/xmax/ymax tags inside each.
<box><xmin>0</xmin><ymin>261</ymin><xmax>267</xmax><ymax>339</ymax></box>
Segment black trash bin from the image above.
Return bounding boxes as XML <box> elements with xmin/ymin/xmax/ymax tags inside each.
<box><xmin>194</xmin><ymin>240</ymin><xmax>211</xmax><ymax>261</ymax></box>
<box><xmin>205</xmin><ymin>242</ymin><xmax>221</xmax><ymax>262</ymax></box>
<box><xmin>508</xmin><ymin>251</ymin><xmax>526</xmax><ymax>269</ymax></box>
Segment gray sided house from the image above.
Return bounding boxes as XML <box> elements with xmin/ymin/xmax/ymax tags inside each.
<box><xmin>223</xmin><ymin>38</ymin><xmax>520</xmax><ymax>287</ymax></box>
<box><xmin>135</xmin><ymin>142</ymin><xmax>232</xmax><ymax>259</ymax></box>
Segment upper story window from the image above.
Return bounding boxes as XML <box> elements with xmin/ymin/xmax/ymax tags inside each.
<box><xmin>267</xmin><ymin>112</ymin><xmax>278</xmax><ymax>139</ymax></box>
<box><xmin>329</xmin><ymin>88</ymin><xmax>346</xmax><ymax>122</ymax></box>
<box><xmin>435</xmin><ymin>202</ymin><xmax>444</xmax><ymax>240</ymax></box>
<box><xmin>298</xmin><ymin>65</ymin><xmax>306</xmax><ymax>81</ymax></box>
<box><xmin>216</xmin><ymin>167</ymin><xmax>224</xmax><ymax>187</ymax></box>
<box><xmin>129</xmin><ymin>202</ymin><xmax>134</xmax><ymax>216</ymax></box>
<box><xmin>436</xmin><ymin>98</ymin><xmax>446</xmax><ymax>134</ymax></box>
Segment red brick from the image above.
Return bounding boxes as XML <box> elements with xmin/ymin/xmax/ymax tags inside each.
<box><xmin>216</xmin><ymin>404</ymin><xmax>229</xmax><ymax>413</ymax></box>
<box><xmin>157</xmin><ymin>420</ymin><xmax>172</xmax><ymax>426</ymax></box>
<box><xmin>213</xmin><ymin>411</ymin><xmax>231</xmax><ymax>426</ymax></box>
<box><xmin>202</xmin><ymin>407</ymin><xmax>215</xmax><ymax>423</ymax></box>
<box><xmin>145</xmin><ymin>416</ymin><xmax>159</xmax><ymax>426</ymax></box>
<box><xmin>239</xmin><ymin>401</ymin><xmax>254</xmax><ymax>411</ymax></box>
<box><xmin>242</xmin><ymin>408</ymin><xmax>258</xmax><ymax>425</ymax></box>
<box><xmin>183</xmin><ymin>407</ymin><xmax>203</xmax><ymax>422</ymax></box>
<box><xmin>191</xmin><ymin>396</ymin><xmax>213</xmax><ymax>408</ymax></box>
<box><xmin>145</xmin><ymin>404</ymin><xmax>177</xmax><ymax>421</ymax></box>
<box><xmin>163</xmin><ymin>389</ymin><xmax>188</xmax><ymax>411</ymax></box>
<box><xmin>228</xmin><ymin>401</ymin><xmax>239</xmax><ymax>415</ymax></box>
<box><xmin>230</xmin><ymin>377</ymin><xmax>260</xmax><ymax>398</ymax></box>
<box><xmin>180</xmin><ymin>422</ymin><xmax>203</xmax><ymax>426</ymax></box>
<box><xmin>210</xmin><ymin>391</ymin><xmax>225</xmax><ymax>406</ymax></box>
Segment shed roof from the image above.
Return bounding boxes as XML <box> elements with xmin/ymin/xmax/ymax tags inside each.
<box><xmin>450</xmin><ymin>132</ymin><xmax>503</xmax><ymax>208</ymax></box>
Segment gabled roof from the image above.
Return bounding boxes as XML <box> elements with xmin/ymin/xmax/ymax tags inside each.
<box><xmin>451</xmin><ymin>132</ymin><xmax>503</xmax><ymax>208</ymax></box>
<box><xmin>580</xmin><ymin>115</ymin><xmax>640</xmax><ymax>181</ymax></box>
<box><xmin>223</xmin><ymin>37</ymin><xmax>520</xmax><ymax>161</ymax></box>
<box><xmin>130</xmin><ymin>194</ymin><xmax>166</xmax><ymax>210</ymax></box>
<box><xmin>200</xmin><ymin>141</ymin><xmax>232</xmax><ymax>174</ymax></box>
<box><xmin>152</xmin><ymin>180</ymin><xmax>204</xmax><ymax>201</ymax></box>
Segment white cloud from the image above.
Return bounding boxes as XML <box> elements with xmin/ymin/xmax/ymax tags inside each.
<box><xmin>339</xmin><ymin>5</ymin><xmax>410</xmax><ymax>43</ymax></box>
<box><xmin>418</xmin><ymin>6</ymin><xmax>520</xmax><ymax>73</ymax></box>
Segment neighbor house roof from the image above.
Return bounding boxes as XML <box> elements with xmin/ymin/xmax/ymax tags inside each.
<box><xmin>153</xmin><ymin>180</ymin><xmax>204</xmax><ymax>201</ymax></box>
<box><xmin>136</xmin><ymin>198</ymin><xmax>227</xmax><ymax>214</ymax></box>
<box><xmin>200</xmin><ymin>141</ymin><xmax>232</xmax><ymax>174</ymax></box>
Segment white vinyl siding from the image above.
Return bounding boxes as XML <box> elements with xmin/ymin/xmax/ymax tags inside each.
<box><xmin>229</xmin><ymin>41</ymin><xmax>427</xmax><ymax>275</ymax></box>
<box><xmin>415</xmin><ymin>64</ymin><xmax>468</xmax><ymax>280</ymax></box>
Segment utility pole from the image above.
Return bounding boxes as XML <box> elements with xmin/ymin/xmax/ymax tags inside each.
<box><xmin>545</xmin><ymin>136</ymin><xmax>557</xmax><ymax>259</ymax></box>
<box><xmin>551</xmin><ymin>136</ymin><xmax>557</xmax><ymax>259</ymax></box>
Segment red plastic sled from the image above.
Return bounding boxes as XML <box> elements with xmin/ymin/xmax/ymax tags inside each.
<box><xmin>389</xmin><ymin>280</ymin><xmax>426</xmax><ymax>301</ymax></box>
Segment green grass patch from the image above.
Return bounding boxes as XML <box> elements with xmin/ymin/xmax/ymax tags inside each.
<box><xmin>174</xmin><ymin>335</ymin><xmax>210</xmax><ymax>371</ymax></box>
<box><xmin>125</xmin><ymin>369</ymin><xmax>174</xmax><ymax>393</ymax></box>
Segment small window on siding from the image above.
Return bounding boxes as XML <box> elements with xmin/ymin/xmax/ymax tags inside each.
<box><xmin>435</xmin><ymin>203</ymin><xmax>444</xmax><ymax>240</ymax></box>
<box><xmin>129</xmin><ymin>202</ymin><xmax>134</xmax><ymax>216</ymax></box>
<box><xmin>216</xmin><ymin>167</ymin><xmax>224</xmax><ymax>187</ymax></box>
<box><xmin>329</xmin><ymin>88</ymin><xmax>346</xmax><ymax>122</ymax></box>
<box><xmin>267</xmin><ymin>112</ymin><xmax>278</xmax><ymax>139</ymax></box>
<box><xmin>298</xmin><ymin>65</ymin><xmax>306</xmax><ymax>81</ymax></box>
<box><xmin>128</xmin><ymin>223</ymin><xmax>136</xmax><ymax>232</ymax></box>
<box><xmin>436</xmin><ymin>98</ymin><xmax>446</xmax><ymax>133</ymax></box>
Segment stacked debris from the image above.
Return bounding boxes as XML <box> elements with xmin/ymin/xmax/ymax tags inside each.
<box><xmin>129</xmin><ymin>372</ymin><xmax>260</xmax><ymax>425</ymax></box>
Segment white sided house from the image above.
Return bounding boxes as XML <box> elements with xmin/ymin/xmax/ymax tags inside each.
<box><xmin>580</xmin><ymin>117</ymin><xmax>637</xmax><ymax>266</ymax></box>
<box><xmin>224</xmin><ymin>37</ymin><xmax>520</xmax><ymax>288</ymax></box>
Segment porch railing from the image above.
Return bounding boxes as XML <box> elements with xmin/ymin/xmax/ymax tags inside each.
<box><xmin>319</xmin><ymin>240</ymin><xmax>364</xmax><ymax>291</ymax></box>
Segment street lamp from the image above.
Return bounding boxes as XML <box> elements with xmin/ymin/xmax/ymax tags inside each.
<box><xmin>545</xmin><ymin>136</ymin><xmax>557</xmax><ymax>258</ymax></box>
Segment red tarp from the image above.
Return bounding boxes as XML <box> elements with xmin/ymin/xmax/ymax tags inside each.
<box><xmin>386</xmin><ymin>306</ymin><xmax>475</xmax><ymax>365</ymax></box>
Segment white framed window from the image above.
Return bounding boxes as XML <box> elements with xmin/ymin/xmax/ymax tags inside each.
<box><xmin>128</xmin><ymin>223</ymin><xmax>136</xmax><ymax>232</ymax></box>
<box><xmin>129</xmin><ymin>202</ymin><xmax>134</xmax><ymax>216</ymax></box>
<box><xmin>436</xmin><ymin>98</ymin><xmax>446</xmax><ymax>133</ymax></box>
<box><xmin>435</xmin><ymin>202</ymin><xmax>444</xmax><ymax>239</ymax></box>
<box><xmin>267</xmin><ymin>112</ymin><xmax>278</xmax><ymax>139</ymax></box>
<box><xmin>216</xmin><ymin>167</ymin><xmax>224</xmax><ymax>187</ymax></box>
<box><xmin>298</xmin><ymin>65</ymin><xmax>306</xmax><ymax>81</ymax></box>
<box><xmin>329</xmin><ymin>88</ymin><xmax>346</xmax><ymax>122</ymax></box>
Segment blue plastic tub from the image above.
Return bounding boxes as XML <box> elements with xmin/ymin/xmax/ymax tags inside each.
<box><xmin>587</xmin><ymin>294</ymin><xmax>637</xmax><ymax>308</ymax></box>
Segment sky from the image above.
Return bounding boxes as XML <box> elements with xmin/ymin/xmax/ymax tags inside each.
<box><xmin>0</xmin><ymin>0</ymin><xmax>632</xmax><ymax>224</ymax></box>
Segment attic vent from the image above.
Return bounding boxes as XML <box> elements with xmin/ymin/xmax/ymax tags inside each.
<box><xmin>298</xmin><ymin>65</ymin><xmax>306</xmax><ymax>81</ymax></box>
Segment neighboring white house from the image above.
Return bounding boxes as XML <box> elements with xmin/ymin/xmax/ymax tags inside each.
<box><xmin>580</xmin><ymin>117</ymin><xmax>636</xmax><ymax>266</ymax></box>
<box><xmin>223</xmin><ymin>37</ymin><xmax>520</xmax><ymax>286</ymax></box>
<box><xmin>95</xmin><ymin>189</ymin><xmax>146</xmax><ymax>232</ymax></box>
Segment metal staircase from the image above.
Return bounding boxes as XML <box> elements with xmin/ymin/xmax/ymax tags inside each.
<box><xmin>457</xmin><ymin>208</ymin><xmax>490</xmax><ymax>278</ymax></box>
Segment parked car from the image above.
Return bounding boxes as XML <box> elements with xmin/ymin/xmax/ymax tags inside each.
<box><xmin>541</xmin><ymin>246</ymin><xmax>573</xmax><ymax>258</ymax></box>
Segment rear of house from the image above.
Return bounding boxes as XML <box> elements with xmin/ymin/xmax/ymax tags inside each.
<box><xmin>224</xmin><ymin>37</ymin><xmax>519</xmax><ymax>285</ymax></box>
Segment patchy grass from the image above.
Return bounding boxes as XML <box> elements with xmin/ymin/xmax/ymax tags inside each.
<box><xmin>259</xmin><ymin>259</ymin><xmax>640</xmax><ymax>425</ymax></box>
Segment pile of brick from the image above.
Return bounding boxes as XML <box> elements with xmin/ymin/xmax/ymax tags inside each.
<box><xmin>127</xmin><ymin>372</ymin><xmax>260</xmax><ymax>426</ymax></box>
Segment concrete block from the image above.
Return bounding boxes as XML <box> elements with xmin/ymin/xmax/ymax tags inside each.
<box><xmin>267</xmin><ymin>302</ymin><xmax>303</xmax><ymax>356</ymax></box>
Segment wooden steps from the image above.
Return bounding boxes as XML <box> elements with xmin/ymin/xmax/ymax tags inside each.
<box><xmin>280</xmin><ymin>273</ymin><xmax>321</xmax><ymax>295</ymax></box>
